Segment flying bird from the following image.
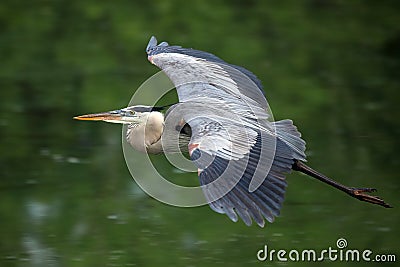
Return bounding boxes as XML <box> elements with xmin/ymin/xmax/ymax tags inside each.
<box><xmin>75</xmin><ymin>36</ymin><xmax>391</xmax><ymax>227</ymax></box>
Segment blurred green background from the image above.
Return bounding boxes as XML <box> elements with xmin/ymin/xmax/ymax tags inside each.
<box><xmin>0</xmin><ymin>0</ymin><xmax>399</xmax><ymax>266</ymax></box>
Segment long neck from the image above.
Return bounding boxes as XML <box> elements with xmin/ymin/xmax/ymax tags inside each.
<box><xmin>126</xmin><ymin>112</ymin><xmax>164</xmax><ymax>153</ymax></box>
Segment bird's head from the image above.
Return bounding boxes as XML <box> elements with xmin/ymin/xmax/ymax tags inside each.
<box><xmin>74</xmin><ymin>105</ymin><xmax>157</xmax><ymax>125</ymax></box>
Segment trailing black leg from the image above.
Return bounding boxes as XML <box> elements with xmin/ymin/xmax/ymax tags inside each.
<box><xmin>292</xmin><ymin>160</ymin><xmax>392</xmax><ymax>208</ymax></box>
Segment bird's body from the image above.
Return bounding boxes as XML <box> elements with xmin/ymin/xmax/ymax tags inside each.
<box><xmin>75</xmin><ymin>36</ymin><xmax>391</xmax><ymax>227</ymax></box>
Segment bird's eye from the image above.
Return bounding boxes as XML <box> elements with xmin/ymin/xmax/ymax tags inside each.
<box><xmin>129</xmin><ymin>110</ymin><xmax>135</xmax><ymax>115</ymax></box>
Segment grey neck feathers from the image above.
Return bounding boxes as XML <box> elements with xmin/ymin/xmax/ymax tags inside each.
<box><xmin>126</xmin><ymin>112</ymin><xmax>164</xmax><ymax>154</ymax></box>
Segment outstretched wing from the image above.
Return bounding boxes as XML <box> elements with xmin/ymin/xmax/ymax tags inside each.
<box><xmin>192</xmin><ymin>131</ymin><xmax>289</xmax><ymax>227</ymax></box>
<box><xmin>147</xmin><ymin>36</ymin><xmax>306</xmax><ymax>226</ymax></box>
<box><xmin>148</xmin><ymin>36</ymin><xmax>274</xmax><ymax>161</ymax></box>
<box><xmin>187</xmin><ymin>119</ymin><xmax>305</xmax><ymax>227</ymax></box>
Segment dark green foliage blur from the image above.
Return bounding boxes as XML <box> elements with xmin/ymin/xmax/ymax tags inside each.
<box><xmin>0</xmin><ymin>1</ymin><xmax>398</xmax><ymax>266</ymax></box>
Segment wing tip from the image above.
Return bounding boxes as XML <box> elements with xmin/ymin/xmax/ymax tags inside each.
<box><xmin>146</xmin><ymin>36</ymin><xmax>158</xmax><ymax>53</ymax></box>
<box><xmin>146</xmin><ymin>35</ymin><xmax>171</xmax><ymax>55</ymax></box>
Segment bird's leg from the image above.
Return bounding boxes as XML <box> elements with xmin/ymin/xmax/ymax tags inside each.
<box><xmin>292</xmin><ymin>160</ymin><xmax>392</xmax><ymax>208</ymax></box>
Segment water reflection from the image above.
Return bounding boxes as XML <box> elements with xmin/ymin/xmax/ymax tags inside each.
<box><xmin>1</xmin><ymin>110</ymin><xmax>398</xmax><ymax>267</ymax></box>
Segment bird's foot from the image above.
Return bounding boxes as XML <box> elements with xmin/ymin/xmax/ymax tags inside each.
<box><xmin>346</xmin><ymin>187</ymin><xmax>392</xmax><ymax>208</ymax></box>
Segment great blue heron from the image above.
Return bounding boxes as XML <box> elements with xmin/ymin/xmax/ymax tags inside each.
<box><xmin>75</xmin><ymin>36</ymin><xmax>391</xmax><ymax>227</ymax></box>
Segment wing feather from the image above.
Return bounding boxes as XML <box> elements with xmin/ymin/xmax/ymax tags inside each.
<box><xmin>147</xmin><ymin>37</ymin><xmax>307</xmax><ymax>226</ymax></box>
<box><xmin>192</xmin><ymin>131</ymin><xmax>303</xmax><ymax>227</ymax></box>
